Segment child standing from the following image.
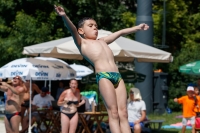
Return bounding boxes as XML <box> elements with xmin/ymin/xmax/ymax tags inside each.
<box><xmin>174</xmin><ymin>86</ymin><xmax>196</xmax><ymax>133</ymax></box>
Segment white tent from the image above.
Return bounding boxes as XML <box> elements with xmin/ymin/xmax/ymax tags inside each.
<box><xmin>23</xmin><ymin>29</ymin><xmax>173</xmax><ymax>63</ymax></box>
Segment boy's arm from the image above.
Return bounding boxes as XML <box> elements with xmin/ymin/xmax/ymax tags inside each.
<box><xmin>174</xmin><ymin>96</ymin><xmax>184</xmax><ymax>104</ymax></box>
<box><xmin>54</xmin><ymin>5</ymin><xmax>82</xmax><ymax>46</ymax></box>
<box><xmin>174</xmin><ymin>98</ymin><xmax>178</xmax><ymax>102</ymax></box>
<box><xmin>99</xmin><ymin>23</ymin><xmax>149</xmax><ymax>45</ymax></box>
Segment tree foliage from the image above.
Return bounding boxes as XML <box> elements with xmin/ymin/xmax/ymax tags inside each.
<box><xmin>0</xmin><ymin>0</ymin><xmax>133</xmax><ymax>66</ymax></box>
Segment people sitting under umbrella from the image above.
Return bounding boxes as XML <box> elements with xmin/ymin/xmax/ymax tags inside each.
<box><xmin>21</xmin><ymin>80</ymin><xmax>41</xmax><ymax>127</ymax></box>
<box><xmin>20</xmin><ymin>87</ymin><xmax>54</xmax><ymax>133</ymax></box>
<box><xmin>127</xmin><ymin>88</ymin><xmax>146</xmax><ymax>133</ymax></box>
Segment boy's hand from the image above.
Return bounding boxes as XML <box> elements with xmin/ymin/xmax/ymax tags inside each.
<box><xmin>137</xmin><ymin>23</ymin><xmax>149</xmax><ymax>31</ymax></box>
<box><xmin>54</xmin><ymin>5</ymin><xmax>66</xmax><ymax>16</ymax></box>
<box><xmin>174</xmin><ymin>98</ymin><xmax>178</xmax><ymax>102</ymax></box>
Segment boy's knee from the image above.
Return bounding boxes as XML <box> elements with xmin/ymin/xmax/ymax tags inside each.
<box><xmin>108</xmin><ymin>106</ymin><xmax>119</xmax><ymax>119</ymax></box>
<box><xmin>118</xmin><ymin>107</ymin><xmax>128</xmax><ymax>118</ymax></box>
<box><xmin>182</xmin><ymin>125</ymin><xmax>186</xmax><ymax>128</ymax></box>
<box><xmin>191</xmin><ymin>124</ymin><xmax>196</xmax><ymax>129</ymax></box>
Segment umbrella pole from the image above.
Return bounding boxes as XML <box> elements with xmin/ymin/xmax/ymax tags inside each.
<box><xmin>49</xmin><ymin>80</ymin><xmax>51</xmax><ymax>93</ymax></box>
<box><xmin>44</xmin><ymin>80</ymin><xmax>47</xmax><ymax>87</ymax></box>
<box><xmin>28</xmin><ymin>78</ymin><xmax>32</xmax><ymax>133</ymax></box>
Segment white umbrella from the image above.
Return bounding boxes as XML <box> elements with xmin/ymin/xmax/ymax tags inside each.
<box><xmin>34</xmin><ymin>57</ymin><xmax>77</xmax><ymax>93</ymax></box>
<box><xmin>35</xmin><ymin>57</ymin><xmax>76</xmax><ymax>79</ymax></box>
<box><xmin>0</xmin><ymin>69</ymin><xmax>4</xmax><ymax>79</ymax></box>
<box><xmin>23</xmin><ymin>29</ymin><xmax>173</xmax><ymax>63</ymax></box>
<box><xmin>69</xmin><ymin>63</ymin><xmax>93</xmax><ymax>79</ymax></box>
<box><xmin>0</xmin><ymin>58</ymin><xmax>70</xmax><ymax>80</ymax></box>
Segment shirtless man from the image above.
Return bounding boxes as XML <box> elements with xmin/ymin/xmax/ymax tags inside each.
<box><xmin>0</xmin><ymin>76</ymin><xmax>27</xmax><ymax>133</ymax></box>
<box><xmin>55</xmin><ymin>5</ymin><xmax>149</xmax><ymax>133</ymax></box>
<box><xmin>21</xmin><ymin>80</ymin><xmax>41</xmax><ymax>124</ymax></box>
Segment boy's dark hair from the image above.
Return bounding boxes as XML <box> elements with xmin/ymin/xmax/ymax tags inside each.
<box><xmin>78</xmin><ymin>17</ymin><xmax>95</xmax><ymax>28</ymax></box>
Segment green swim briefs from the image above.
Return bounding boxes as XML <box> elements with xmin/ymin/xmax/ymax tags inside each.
<box><xmin>96</xmin><ymin>72</ymin><xmax>122</xmax><ymax>88</ymax></box>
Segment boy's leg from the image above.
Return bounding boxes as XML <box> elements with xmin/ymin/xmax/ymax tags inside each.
<box><xmin>192</xmin><ymin>124</ymin><xmax>196</xmax><ymax>133</ymax></box>
<box><xmin>182</xmin><ymin>118</ymin><xmax>187</xmax><ymax>133</ymax></box>
<box><xmin>182</xmin><ymin>125</ymin><xmax>186</xmax><ymax>133</ymax></box>
<box><xmin>115</xmin><ymin>80</ymin><xmax>131</xmax><ymax>133</ymax></box>
<box><xmin>190</xmin><ymin>116</ymin><xmax>196</xmax><ymax>133</ymax></box>
<box><xmin>99</xmin><ymin>78</ymin><xmax>121</xmax><ymax>133</ymax></box>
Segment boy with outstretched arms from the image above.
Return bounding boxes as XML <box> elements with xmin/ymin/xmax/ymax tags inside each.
<box><xmin>55</xmin><ymin>5</ymin><xmax>149</xmax><ymax>133</ymax></box>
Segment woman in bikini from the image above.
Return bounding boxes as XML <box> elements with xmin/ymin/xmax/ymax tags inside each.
<box><xmin>57</xmin><ymin>79</ymin><xmax>81</xmax><ymax>133</ymax></box>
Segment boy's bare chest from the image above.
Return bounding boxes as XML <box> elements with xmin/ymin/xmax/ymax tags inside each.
<box><xmin>81</xmin><ymin>40</ymin><xmax>113</xmax><ymax>58</ymax></box>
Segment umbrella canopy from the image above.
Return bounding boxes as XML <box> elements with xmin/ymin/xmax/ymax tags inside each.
<box><xmin>69</xmin><ymin>63</ymin><xmax>94</xmax><ymax>79</ymax></box>
<box><xmin>35</xmin><ymin>57</ymin><xmax>76</xmax><ymax>79</ymax></box>
<box><xmin>179</xmin><ymin>61</ymin><xmax>200</xmax><ymax>75</ymax></box>
<box><xmin>23</xmin><ymin>30</ymin><xmax>173</xmax><ymax>63</ymax></box>
<box><xmin>0</xmin><ymin>58</ymin><xmax>73</xmax><ymax>80</ymax></box>
<box><xmin>81</xmin><ymin>68</ymin><xmax>146</xmax><ymax>83</ymax></box>
<box><xmin>0</xmin><ymin>57</ymin><xmax>75</xmax><ymax>132</ymax></box>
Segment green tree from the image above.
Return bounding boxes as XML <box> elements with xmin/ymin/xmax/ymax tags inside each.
<box><xmin>0</xmin><ymin>0</ymin><xmax>132</xmax><ymax>66</ymax></box>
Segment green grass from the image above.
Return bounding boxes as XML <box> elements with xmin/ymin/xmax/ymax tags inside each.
<box><xmin>148</xmin><ymin>112</ymin><xmax>192</xmax><ymax>133</ymax></box>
